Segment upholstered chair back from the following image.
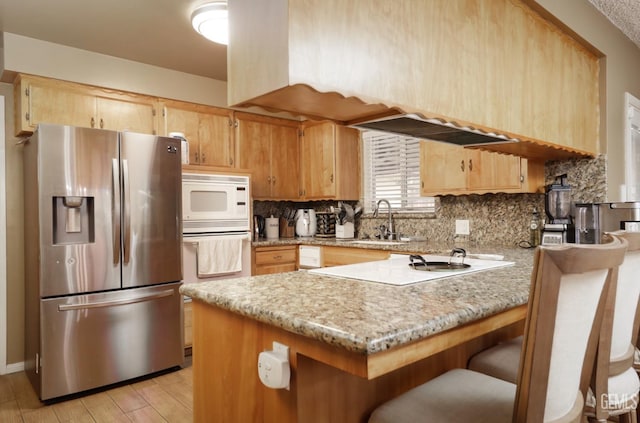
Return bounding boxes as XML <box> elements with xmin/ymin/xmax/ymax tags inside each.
<box><xmin>609</xmin><ymin>232</ymin><xmax>640</xmax><ymax>362</ymax></box>
<box><xmin>514</xmin><ymin>236</ymin><xmax>627</xmax><ymax>422</ymax></box>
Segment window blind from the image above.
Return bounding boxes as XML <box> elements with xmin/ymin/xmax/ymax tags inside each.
<box><xmin>627</xmin><ymin>100</ymin><xmax>640</xmax><ymax>200</ymax></box>
<box><xmin>362</xmin><ymin>131</ymin><xmax>435</xmax><ymax>213</ymax></box>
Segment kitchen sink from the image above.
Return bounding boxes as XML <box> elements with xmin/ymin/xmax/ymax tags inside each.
<box><xmin>348</xmin><ymin>240</ymin><xmax>409</xmax><ymax>246</ymax></box>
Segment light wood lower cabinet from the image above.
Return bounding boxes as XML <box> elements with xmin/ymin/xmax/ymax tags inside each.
<box><xmin>321</xmin><ymin>246</ymin><xmax>390</xmax><ymax>267</ymax></box>
<box><xmin>191</xmin><ymin>300</ymin><xmax>525</xmax><ymax>422</ymax></box>
<box><xmin>420</xmin><ymin>140</ymin><xmax>544</xmax><ymax>196</ymax></box>
<box><xmin>253</xmin><ymin>245</ymin><xmax>298</xmax><ymax>275</ymax></box>
<box><xmin>184</xmin><ymin>300</ymin><xmax>193</xmax><ymax>351</ymax></box>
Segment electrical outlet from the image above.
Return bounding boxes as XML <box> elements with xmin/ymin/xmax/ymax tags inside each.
<box><xmin>455</xmin><ymin>219</ymin><xmax>470</xmax><ymax>235</ymax></box>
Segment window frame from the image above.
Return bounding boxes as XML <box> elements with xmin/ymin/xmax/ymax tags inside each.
<box><xmin>361</xmin><ymin>131</ymin><xmax>435</xmax><ymax>214</ymax></box>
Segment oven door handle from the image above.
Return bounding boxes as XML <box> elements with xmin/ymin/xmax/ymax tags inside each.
<box><xmin>183</xmin><ymin>233</ymin><xmax>251</xmax><ymax>245</ymax></box>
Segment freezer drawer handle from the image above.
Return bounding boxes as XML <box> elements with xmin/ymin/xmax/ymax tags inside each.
<box><xmin>57</xmin><ymin>289</ymin><xmax>175</xmax><ymax>311</ymax></box>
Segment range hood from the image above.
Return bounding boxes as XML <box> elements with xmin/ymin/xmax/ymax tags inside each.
<box><xmin>350</xmin><ymin>114</ymin><xmax>519</xmax><ymax>146</ymax></box>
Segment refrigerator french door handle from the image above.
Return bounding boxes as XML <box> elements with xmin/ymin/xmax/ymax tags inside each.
<box><xmin>57</xmin><ymin>289</ymin><xmax>175</xmax><ymax>311</ymax></box>
<box><xmin>112</xmin><ymin>158</ymin><xmax>121</xmax><ymax>265</ymax></box>
<box><xmin>122</xmin><ymin>159</ymin><xmax>131</xmax><ymax>264</ymax></box>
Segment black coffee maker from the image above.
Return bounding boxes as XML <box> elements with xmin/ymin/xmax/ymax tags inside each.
<box><xmin>542</xmin><ymin>174</ymin><xmax>573</xmax><ymax>245</ymax></box>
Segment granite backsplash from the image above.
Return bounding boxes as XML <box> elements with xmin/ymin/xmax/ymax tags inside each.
<box><xmin>254</xmin><ymin>155</ymin><xmax>606</xmax><ymax>247</ymax></box>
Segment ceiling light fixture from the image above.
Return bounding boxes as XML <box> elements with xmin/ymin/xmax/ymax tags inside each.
<box><xmin>191</xmin><ymin>2</ymin><xmax>228</xmax><ymax>45</ymax></box>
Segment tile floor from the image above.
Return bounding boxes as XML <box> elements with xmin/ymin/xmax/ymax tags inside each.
<box><xmin>0</xmin><ymin>357</ymin><xmax>192</xmax><ymax>422</ymax></box>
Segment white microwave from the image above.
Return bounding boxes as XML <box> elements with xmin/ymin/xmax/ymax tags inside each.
<box><xmin>182</xmin><ymin>173</ymin><xmax>251</xmax><ymax>234</ymax></box>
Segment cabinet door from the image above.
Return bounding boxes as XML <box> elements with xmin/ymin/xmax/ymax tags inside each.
<box><xmin>163</xmin><ymin>106</ymin><xmax>201</xmax><ymax>164</ymax></box>
<box><xmin>199</xmin><ymin>111</ymin><xmax>234</xmax><ymax>167</ymax></box>
<box><xmin>236</xmin><ymin>117</ymin><xmax>272</xmax><ymax>197</ymax></box>
<box><xmin>466</xmin><ymin>149</ymin><xmax>522</xmax><ymax>191</ymax></box>
<box><xmin>334</xmin><ymin>125</ymin><xmax>361</xmax><ymax>200</ymax></box>
<box><xmin>27</xmin><ymin>80</ymin><xmax>95</xmax><ymax>130</ymax></box>
<box><xmin>486</xmin><ymin>152</ymin><xmax>522</xmax><ymax>190</ymax></box>
<box><xmin>465</xmin><ymin>149</ymin><xmax>492</xmax><ymax>190</ymax></box>
<box><xmin>420</xmin><ymin>141</ymin><xmax>466</xmax><ymax>194</ymax></box>
<box><xmin>270</xmin><ymin>124</ymin><xmax>300</xmax><ymax>199</ymax></box>
<box><xmin>301</xmin><ymin>122</ymin><xmax>336</xmax><ymax>199</ymax></box>
<box><xmin>97</xmin><ymin>96</ymin><xmax>157</xmax><ymax>134</ymax></box>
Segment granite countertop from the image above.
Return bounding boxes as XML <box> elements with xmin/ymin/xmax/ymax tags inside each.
<box><xmin>252</xmin><ymin>237</ymin><xmax>454</xmax><ymax>254</ymax></box>
<box><xmin>181</xmin><ymin>244</ymin><xmax>535</xmax><ymax>355</ymax></box>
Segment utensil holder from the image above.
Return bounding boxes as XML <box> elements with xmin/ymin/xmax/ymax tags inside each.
<box><xmin>336</xmin><ymin>222</ymin><xmax>354</xmax><ymax>239</ymax></box>
<box><xmin>279</xmin><ymin>218</ymin><xmax>295</xmax><ymax>238</ymax></box>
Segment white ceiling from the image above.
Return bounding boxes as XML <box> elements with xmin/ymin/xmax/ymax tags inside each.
<box><xmin>0</xmin><ymin>0</ymin><xmax>638</xmax><ymax>83</ymax></box>
<box><xmin>587</xmin><ymin>0</ymin><xmax>640</xmax><ymax>49</ymax></box>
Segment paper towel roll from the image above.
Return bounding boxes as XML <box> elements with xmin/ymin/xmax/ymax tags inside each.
<box><xmin>266</xmin><ymin>217</ymin><xmax>279</xmax><ymax>239</ymax></box>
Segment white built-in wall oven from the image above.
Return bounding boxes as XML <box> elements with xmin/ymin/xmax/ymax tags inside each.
<box><xmin>181</xmin><ymin>173</ymin><xmax>252</xmax><ymax>293</ymax></box>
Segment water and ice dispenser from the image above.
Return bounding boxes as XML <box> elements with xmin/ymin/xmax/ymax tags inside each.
<box><xmin>52</xmin><ymin>196</ymin><xmax>95</xmax><ymax>244</ymax></box>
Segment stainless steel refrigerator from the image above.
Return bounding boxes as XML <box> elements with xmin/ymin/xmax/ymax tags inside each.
<box><xmin>24</xmin><ymin>124</ymin><xmax>184</xmax><ymax>400</ymax></box>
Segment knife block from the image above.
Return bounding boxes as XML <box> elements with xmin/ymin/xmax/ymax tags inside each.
<box><xmin>279</xmin><ymin>218</ymin><xmax>295</xmax><ymax>238</ymax></box>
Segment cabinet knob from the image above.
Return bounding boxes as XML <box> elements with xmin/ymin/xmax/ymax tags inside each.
<box><xmin>460</xmin><ymin>160</ymin><xmax>465</xmax><ymax>172</ymax></box>
<box><xmin>267</xmin><ymin>176</ymin><xmax>272</xmax><ymax>183</ymax></box>
<box><xmin>90</xmin><ymin>117</ymin><xmax>95</xmax><ymax>128</ymax></box>
<box><xmin>272</xmin><ymin>176</ymin><xmax>276</xmax><ymax>184</ymax></box>
<box><xmin>100</xmin><ymin>118</ymin><xmax>104</xmax><ymax>129</ymax></box>
<box><xmin>202</xmin><ymin>153</ymin><xmax>205</xmax><ymax>163</ymax></box>
<box><xmin>469</xmin><ymin>159</ymin><xmax>473</xmax><ymax>171</ymax></box>
<box><xmin>330</xmin><ymin>174</ymin><xmax>334</xmax><ymax>183</ymax></box>
<box><xmin>230</xmin><ymin>157</ymin><xmax>234</xmax><ymax>165</ymax></box>
<box><xmin>195</xmin><ymin>152</ymin><xmax>199</xmax><ymax>163</ymax></box>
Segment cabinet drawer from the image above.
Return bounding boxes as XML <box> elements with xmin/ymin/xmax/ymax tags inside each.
<box><xmin>255</xmin><ymin>246</ymin><xmax>297</xmax><ymax>266</ymax></box>
<box><xmin>322</xmin><ymin>246</ymin><xmax>390</xmax><ymax>267</ymax></box>
<box><xmin>254</xmin><ymin>263</ymin><xmax>298</xmax><ymax>276</ymax></box>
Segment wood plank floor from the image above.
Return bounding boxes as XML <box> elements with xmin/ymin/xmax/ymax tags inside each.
<box><xmin>0</xmin><ymin>357</ymin><xmax>192</xmax><ymax>422</ymax></box>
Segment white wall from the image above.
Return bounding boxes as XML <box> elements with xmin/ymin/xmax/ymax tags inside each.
<box><xmin>1</xmin><ymin>33</ymin><xmax>228</xmax><ymax>107</ymax></box>
<box><xmin>0</xmin><ymin>95</ymin><xmax>6</xmax><ymax>373</ymax></box>
<box><xmin>534</xmin><ymin>0</ymin><xmax>640</xmax><ymax>201</ymax></box>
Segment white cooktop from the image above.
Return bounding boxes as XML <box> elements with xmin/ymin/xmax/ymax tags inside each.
<box><xmin>308</xmin><ymin>254</ymin><xmax>515</xmax><ymax>286</ymax></box>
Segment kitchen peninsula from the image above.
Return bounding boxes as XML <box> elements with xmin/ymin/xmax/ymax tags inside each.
<box><xmin>181</xmin><ymin>247</ymin><xmax>533</xmax><ymax>422</ymax></box>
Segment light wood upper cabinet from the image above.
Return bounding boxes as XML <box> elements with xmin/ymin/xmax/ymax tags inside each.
<box><xmin>18</xmin><ymin>79</ymin><xmax>95</xmax><ymax>131</ymax></box>
<box><xmin>14</xmin><ymin>74</ymin><xmax>158</xmax><ymax>135</ymax></box>
<box><xmin>161</xmin><ymin>102</ymin><xmax>235</xmax><ymax>168</ymax></box>
<box><xmin>96</xmin><ymin>96</ymin><xmax>157</xmax><ymax>133</ymax></box>
<box><xmin>161</xmin><ymin>100</ymin><xmax>235</xmax><ymax>168</ymax></box>
<box><xmin>236</xmin><ymin>112</ymin><xmax>300</xmax><ymax>199</ymax></box>
<box><xmin>270</xmin><ymin>123</ymin><xmax>301</xmax><ymax>199</ymax></box>
<box><xmin>420</xmin><ymin>140</ymin><xmax>543</xmax><ymax>196</ymax></box>
<box><xmin>300</xmin><ymin>121</ymin><xmax>360</xmax><ymax>200</ymax></box>
<box><xmin>228</xmin><ymin>0</ymin><xmax>600</xmax><ymax>160</ymax></box>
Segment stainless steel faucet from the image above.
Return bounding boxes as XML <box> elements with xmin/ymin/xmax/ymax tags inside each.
<box><xmin>373</xmin><ymin>199</ymin><xmax>395</xmax><ymax>240</ymax></box>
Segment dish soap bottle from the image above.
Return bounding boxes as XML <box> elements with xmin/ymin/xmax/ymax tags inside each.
<box><xmin>529</xmin><ymin>208</ymin><xmax>541</xmax><ymax>247</ymax></box>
